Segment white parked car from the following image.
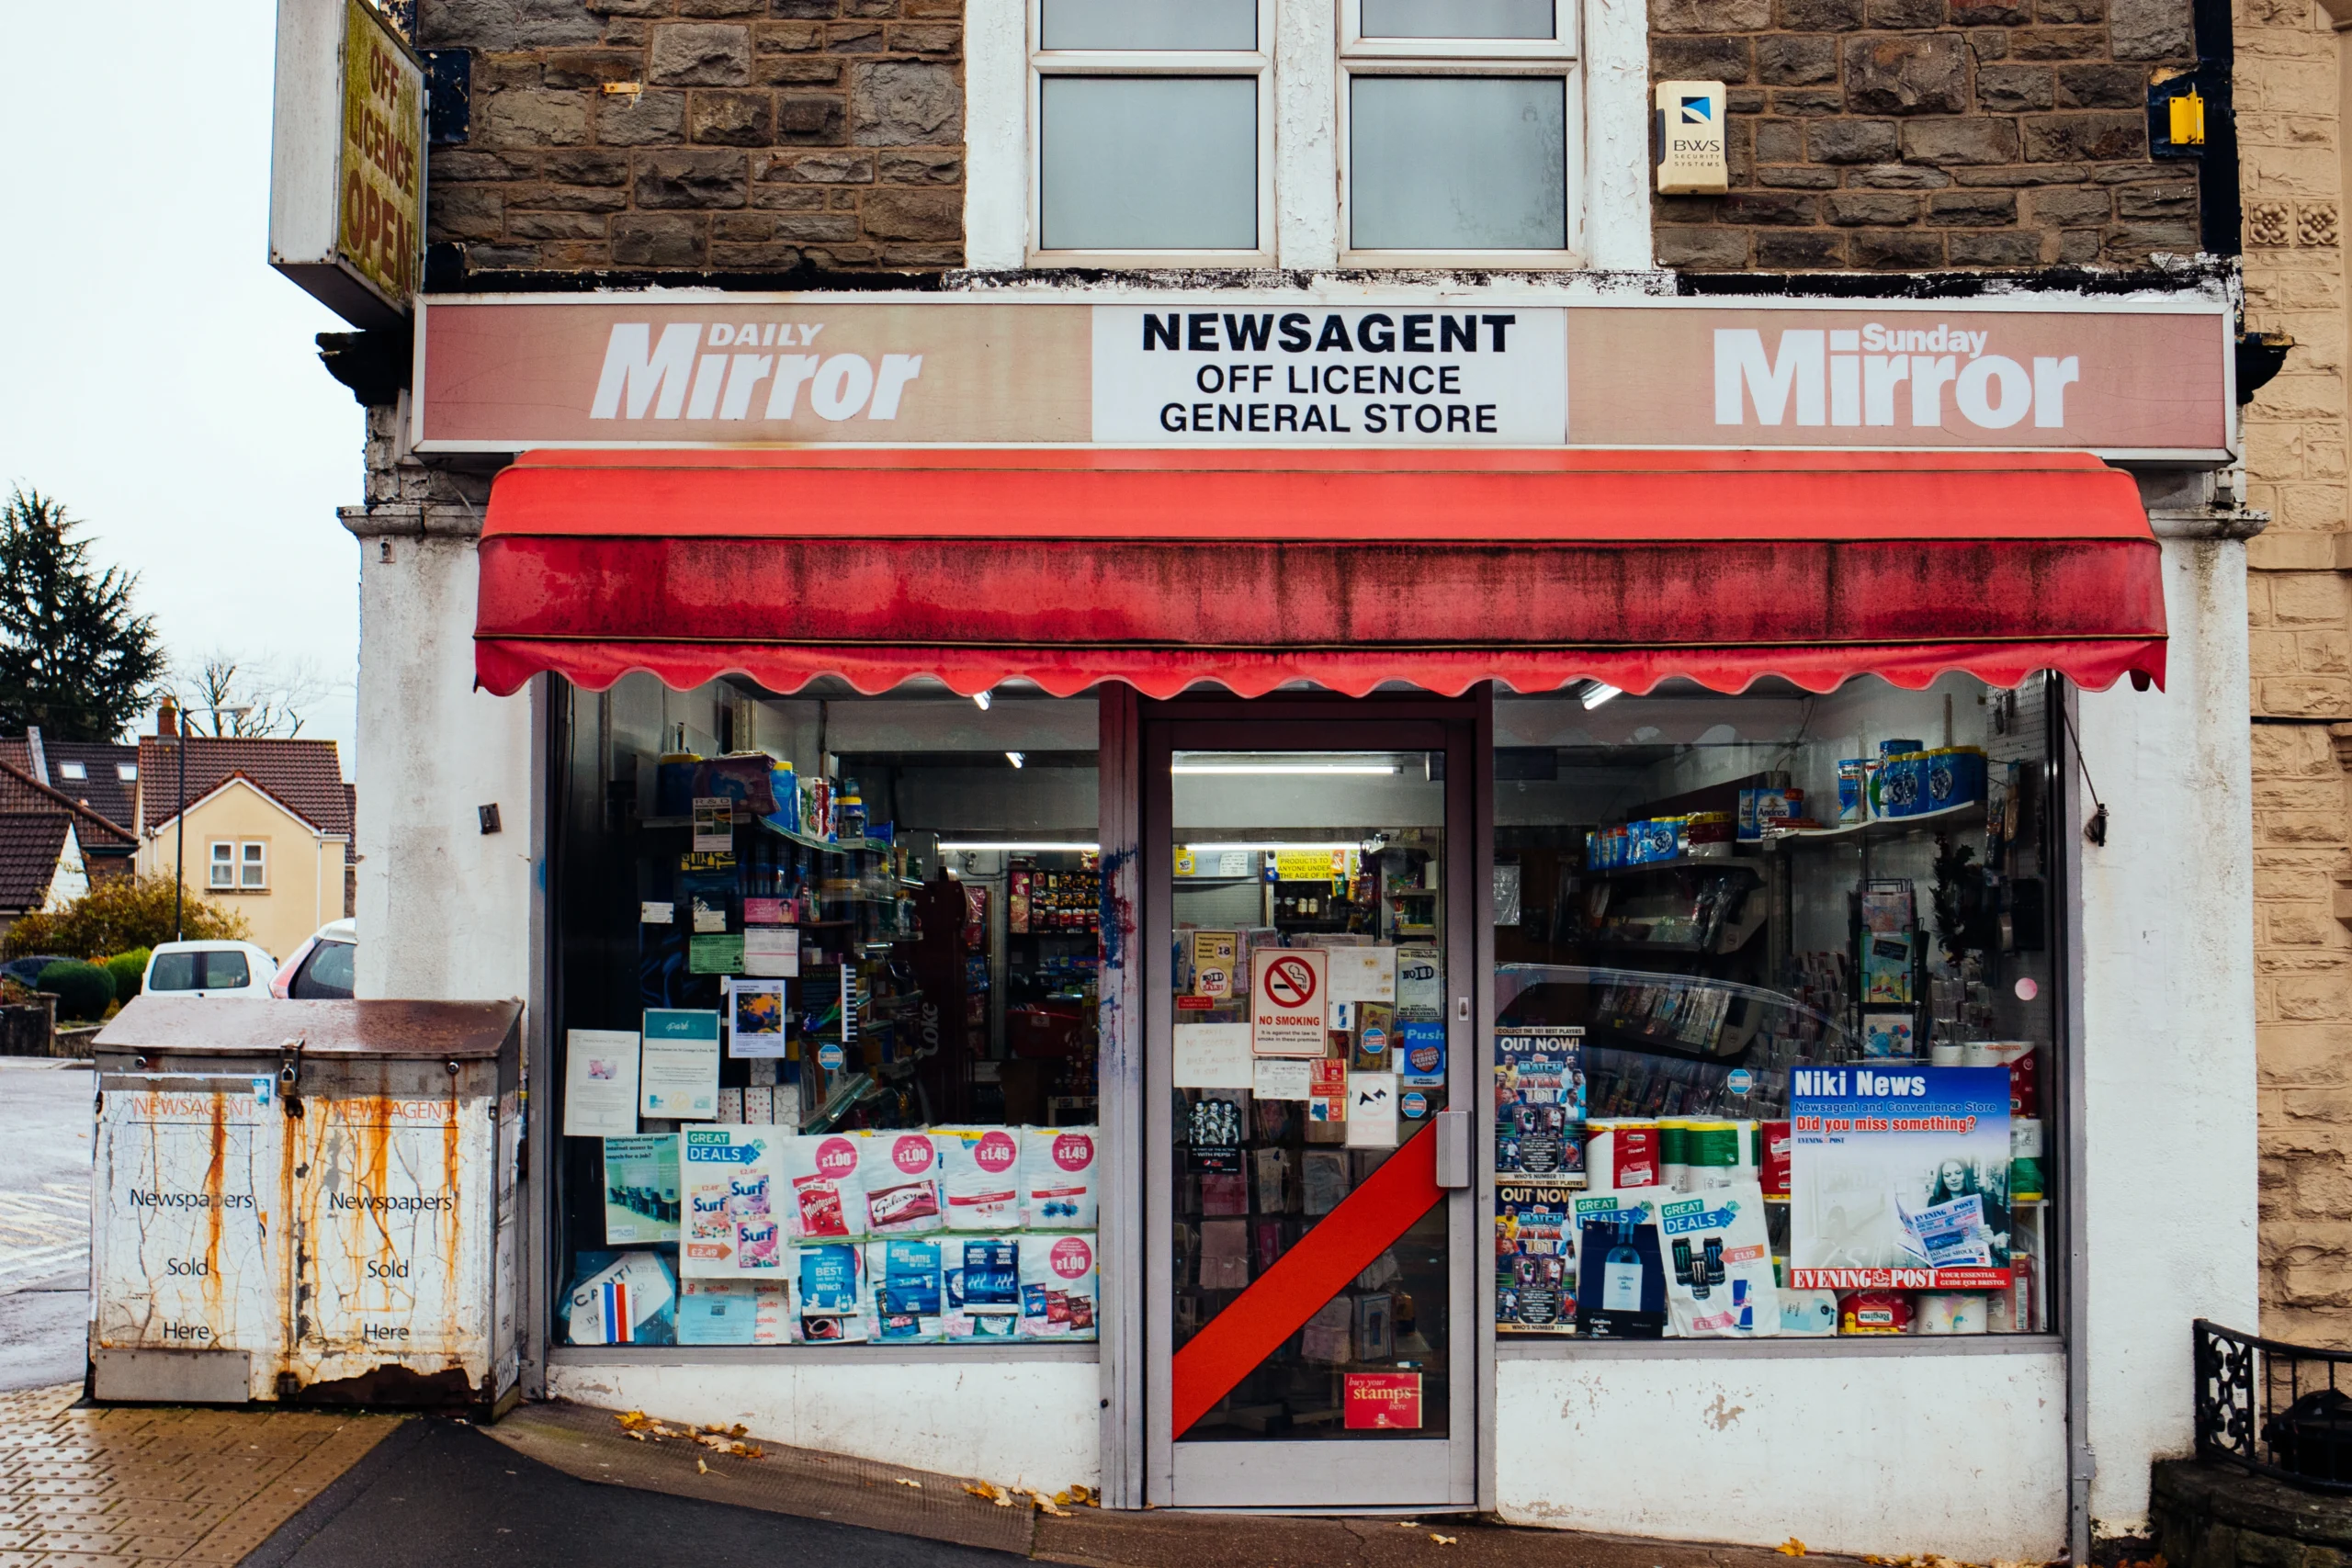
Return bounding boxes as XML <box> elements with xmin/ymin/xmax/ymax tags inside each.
<box><xmin>143</xmin><ymin>941</ymin><xmax>278</xmax><ymax>1000</ymax></box>
<box><xmin>272</xmin><ymin>919</ymin><xmax>356</xmax><ymax>999</ymax></box>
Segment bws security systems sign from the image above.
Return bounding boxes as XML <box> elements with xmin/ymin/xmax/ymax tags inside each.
<box><xmin>1654</xmin><ymin>80</ymin><xmax>1729</xmax><ymax>195</ymax></box>
<box><xmin>417</xmin><ymin>295</ymin><xmax>2231</xmax><ymax>458</ymax></box>
<box><xmin>270</xmin><ymin>0</ymin><xmax>424</xmax><ymax>328</ymax></box>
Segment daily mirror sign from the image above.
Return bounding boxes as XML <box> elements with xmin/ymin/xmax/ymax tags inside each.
<box><xmin>416</xmin><ymin>293</ymin><xmax>2232</xmax><ymax>459</ymax></box>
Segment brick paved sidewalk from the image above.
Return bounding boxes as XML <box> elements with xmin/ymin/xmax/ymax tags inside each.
<box><xmin>0</xmin><ymin>1385</ymin><xmax>402</xmax><ymax>1567</ymax></box>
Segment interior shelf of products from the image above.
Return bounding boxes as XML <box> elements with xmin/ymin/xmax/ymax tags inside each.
<box><xmin>1764</xmin><ymin>798</ymin><xmax>1983</xmax><ymax>843</ymax></box>
<box><xmin>639</xmin><ymin>813</ymin><xmax>888</xmax><ymax>856</ymax></box>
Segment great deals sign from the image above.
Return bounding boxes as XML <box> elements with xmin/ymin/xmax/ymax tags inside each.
<box><xmin>416</xmin><ymin>294</ymin><xmax>2230</xmax><ymax>457</ymax></box>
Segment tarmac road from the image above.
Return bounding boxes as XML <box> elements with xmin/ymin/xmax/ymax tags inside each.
<box><xmin>0</xmin><ymin>1057</ymin><xmax>92</xmax><ymax>1393</ymax></box>
<box><xmin>251</xmin><ymin>1419</ymin><xmax>1027</xmax><ymax>1568</ymax></box>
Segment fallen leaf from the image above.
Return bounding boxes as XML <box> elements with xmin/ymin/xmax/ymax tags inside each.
<box><xmin>896</xmin><ymin>1479</ymin><xmax>924</xmax><ymax>1489</ymax></box>
<box><xmin>1430</xmin><ymin>1534</ymin><xmax>1456</xmax><ymax>1546</ymax></box>
<box><xmin>697</xmin><ymin>1459</ymin><xmax>708</xmax><ymax>1474</ymax></box>
<box><xmin>1779</xmin><ymin>1540</ymin><xmax>1807</xmax><ymax>1556</ymax></box>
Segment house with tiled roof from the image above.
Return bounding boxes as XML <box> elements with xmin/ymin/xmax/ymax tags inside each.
<box><xmin>133</xmin><ymin>705</ymin><xmax>353</xmax><ymax>964</ymax></box>
<box><xmin>0</xmin><ymin>757</ymin><xmax>137</xmax><ymax>936</ymax></box>
<box><xmin>0</xmin><ymin>729</ymin><xmax>140</xmax><ymax>834</ymax></box>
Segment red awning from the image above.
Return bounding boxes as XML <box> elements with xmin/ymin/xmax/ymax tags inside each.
<box><xmin>473</xmin><ymin>447</ymin><xmax>2167</xmax><ymax>699</ymax></box>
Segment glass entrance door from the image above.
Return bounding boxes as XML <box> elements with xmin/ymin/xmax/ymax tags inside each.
<box><xmin>1144</xmin><ymin>712</ymin><xmax>1476</xmax><ymax>1509</ymax></box>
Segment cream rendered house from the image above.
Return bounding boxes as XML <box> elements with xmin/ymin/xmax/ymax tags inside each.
<box><xmin>135</xmin><ymin>721</ymin><xmax>353</xmax><ymax>965</ymax></box>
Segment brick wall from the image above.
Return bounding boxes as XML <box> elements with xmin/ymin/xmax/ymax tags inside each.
<box><xmin>2238</xmin><ymin>0</ymin><xmax>2352</xmax><ymax>1347</ymax></box>
<box><xmin>418</xmin><ymin>0</ymin><xmax>966</xmax><ymax>277</ymax></box>
<box><xmin>1651</xmin><ymin>0</ymin><xmax>2202</xmax><ymax>268</ymax></box>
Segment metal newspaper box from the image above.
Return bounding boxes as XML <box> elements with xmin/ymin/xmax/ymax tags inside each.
<box><xmin>92</xmin><ymin>997</ymin><xmax>523</xmax><ymax>1409</ymax></box>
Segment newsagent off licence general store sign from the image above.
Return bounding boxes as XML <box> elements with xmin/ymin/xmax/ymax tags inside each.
<box><xmin>415</xmin><ymin>293</ymin><xmax>2233</xmax><ymax>459</ymax></box>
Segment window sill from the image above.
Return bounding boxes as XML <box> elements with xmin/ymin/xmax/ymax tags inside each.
<box><xmin>206</xmin><ymin>887</ymin><xmax>271</xmax><ymax>896</ymax></box>
<box><xmin>1026</xmin><ymin>248</ymin><xmax>1277</xmax><ymax>271</ymax></box>
<box><xmin>1496</xmin><ymin>1333</ymin><xmax>2064</xmax><ymax>1359</ymax></box>
<box><xmin>550</xmin><ymin>1343</ymin><xmax>1099</xmax><ymax>1367</ymax></box>
<box><xmin>1336</xmin><ymin>249</ymin><xmax>1589</xmax><ymax>271</ymax></box>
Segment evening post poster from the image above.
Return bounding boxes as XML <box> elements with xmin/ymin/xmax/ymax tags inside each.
<box><xmin>1788</xmin><ymin>1066</ymin><xmax>2014</xmax><ymax>1291</ymax></box>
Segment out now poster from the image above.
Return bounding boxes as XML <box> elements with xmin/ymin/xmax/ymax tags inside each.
<box><xmin>1787</xmin><ymin>1066</ymin><xmax>2013</xmax><ymax>1291</ymax></box>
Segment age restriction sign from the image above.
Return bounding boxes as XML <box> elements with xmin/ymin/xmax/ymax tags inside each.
<box><xmin>1250</xmin><ymin>948</ymin><xmax>1328</xmax><ymax>1058</ymax></box>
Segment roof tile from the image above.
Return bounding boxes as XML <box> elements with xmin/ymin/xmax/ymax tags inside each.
<box><xmin>137</xmin><ymin>737</ymin><xmax>351</xmax><ymax>837</ymax></box>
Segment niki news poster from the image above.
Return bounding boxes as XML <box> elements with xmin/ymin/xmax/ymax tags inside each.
<box><xmin>1787</xmin><ymin>1066</ymin><xmax>2013</xmax><ymax>1292</ymax></box>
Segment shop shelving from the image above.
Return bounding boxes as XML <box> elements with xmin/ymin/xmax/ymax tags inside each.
<box><xmin>1762</xmin><ymin>797</ymin><xmax>1983</xmax><ymax>844</ymax></box>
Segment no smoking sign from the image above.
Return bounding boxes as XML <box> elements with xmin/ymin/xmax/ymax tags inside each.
<box><xmin>1250</xmin><ymin>947</ymin><xmax>1329</xmax><ymax>1058</ymax></box>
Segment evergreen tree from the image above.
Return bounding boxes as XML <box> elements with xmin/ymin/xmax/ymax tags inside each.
<box><xmin>0</xmin><ymin>489</ymin><xmax>165</xmax><ymax>740</ymax></box>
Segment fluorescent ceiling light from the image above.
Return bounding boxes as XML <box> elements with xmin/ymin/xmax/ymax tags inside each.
<box><xmin>1171</xmin><ymin>762</ymin><xmax>1399</xmax><ymax>776</ymax></box>
<box><xmin>938</xmin><ymin>840</ymin><xmax>1096</xmax><ymax>853</ymax></box>
<box><xmin>1182</xmin><ymin>841</ymin><xmax>1368</xmax><ymax>853</ymax></box>
<box><xmin>1005</xmin><ymin>751</ymin><xmax>1025</xmax><ymax>769</ymax></box>
<box><xmin>1580</xmin><ymin>682</ymin><xmax>1624</xmax><ymax>710</ymax></box>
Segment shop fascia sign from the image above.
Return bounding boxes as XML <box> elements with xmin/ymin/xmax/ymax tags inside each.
<box><xmin>268</xmin><ymin>0</ymin><xmax>424</xmax><ymax>330</ymax></box>
<box><xmin>415</xmin><ymin>290</ymin><xmax>2234</xmax><ymax>462</ymax></box>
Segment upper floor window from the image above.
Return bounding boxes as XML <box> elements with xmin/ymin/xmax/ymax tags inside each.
<box><xmin>57</xmin><ymin>761</ymin><xmax>85</xmax><ymax>782</ymax></box>
<box><xmin>209</xmin><ymin>840</ymin><xmax>267</xmax><ymax>891</ymax></box>
<box><xmin>1026</xmin><ymin>0</ymin><xmax>1578</xmax><ymax>265</ymax></box>
<box><xmin>1032</xmin><ymin>0</ymin><xmax>1270</xmax><ymax>261</ymax></box>
<box><xmin>1340</xmin><ymin>0</ymin><xmax>1576</xmax><ymax>258</ymax></box>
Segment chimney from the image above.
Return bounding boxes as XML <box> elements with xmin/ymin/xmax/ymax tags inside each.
<box><xmin>23</xmin><ymin>727</ymin><xmax>46</xmax><ymax>787</ymax></box>
<box><xmin>157</xmin><ymin>699</ymin><xmax>176</xmax><ymax>740</ymax></box>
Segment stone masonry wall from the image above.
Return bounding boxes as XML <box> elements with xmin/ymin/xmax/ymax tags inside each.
<box><xmin>2238</xmin><ymin>0</ymin><xmax>2352</xmax><ymax>1347</ymax></box>
<box><xmin>417</xmin><ymin>0</ymin><xmax>965</xmax><ymax>276</ymax></box>
<box><xmin>1652</xmin><ymin>0</ymin><xmax>2202</xmax><ymax>268</ymax></box>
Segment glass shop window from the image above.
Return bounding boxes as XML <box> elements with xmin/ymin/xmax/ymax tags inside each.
<box><xmin>1491</xmin><ymin>674</ymin><xmax>2061</xmax><ymax>1342</ymax></box>
<box><xmin>1034</xmin><ymin>0</ymin><xmax>1265</xmax><ymax>256</ymax></box>
<box><xmin>552</xmin><ymin>676</ymin><xmax>1102</xmax><ymax>1350</ymax></box>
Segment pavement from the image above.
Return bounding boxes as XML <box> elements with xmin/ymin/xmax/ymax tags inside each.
<box><xmin>0</xmin><ymin>1381</ymin><xmax>1899</xmax><ymax>1568</ymax></box>
<box><xmin>0</xmin><ymin>1059</ymin><xmax>96</xmax><ymax>1394</ymax></box>
<box><xmin>0</xmin><ymin>1058</ymin><xmax>1967</xmax><ymax>1568</ymax></box>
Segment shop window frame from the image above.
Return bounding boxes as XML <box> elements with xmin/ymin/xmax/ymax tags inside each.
<box><xmin>537</xmin><ymin>673</ymin><xmax>1115</xmax><ymax>1372</ymax></box>
<box><xmin>1026</xmin><ymin>0</ymin><xmax>1278</xmax><ymax>268</ymax></box>
<box><xmin>1475</xmin><ymin>673</ymin><xmax>2076</xmax><ymax>1363</ymax></box>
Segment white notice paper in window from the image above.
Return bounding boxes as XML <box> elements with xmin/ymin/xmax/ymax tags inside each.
<box><xmin>743</xmin><ymin>926</ymin><xmax>800</xmax><ymax>978</ymax></box>
<box><xmin>1252</xmin><ymin>1058</ymin><xmax>1315</xmax><ymax>1101</ymax></box>
<box><xmin>563</xmin><ymin>1029</ymin><xmax>641</xmax><ymax>1137</ymax></box>
<box><xmin>1329</xmin><ymin>946</ymin><xmax>1396</xmax><ymax>1005</ymax></box>
<box><xmin>1173</xmin><ymin>1023</ymin><xmax>1253</xmax><ymax>1089</ymax></box>
<box><xmin>1345</xmin><ymin>1070</ymin><xmax>1400</xmax><ymax>1149</ymax></box>
<box><xmin>640</xmin><ymin>1010</ymin><xmax>721</xmax><ymax>1121</ymax></box>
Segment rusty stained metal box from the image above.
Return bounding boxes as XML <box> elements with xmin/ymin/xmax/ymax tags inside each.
<box><xmin>91</xmin><ymin>998</ymin><xmax>524</xmax><ymax>1411</ymax></box>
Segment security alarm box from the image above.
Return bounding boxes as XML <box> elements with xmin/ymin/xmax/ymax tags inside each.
<box><xmin>1655</xmin><ymin>81</ymin><xmax>1729</xmax><ymax>195</ymax></box>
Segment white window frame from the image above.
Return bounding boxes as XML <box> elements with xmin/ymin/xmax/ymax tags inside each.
<box><xmin>1026</xmin><ymin>0</ymin><xmax>1278</xmax><ymax>267</ymax></box>
<box><xmin>209</xmin><ymin>840</ymin><xmax>234</xmax><ymax>890</ymax></box>
<box><xmin>240</xmin><ymin>840</ymin><xmax>268</xmax><ymax>890</ymax></box>
<box><xmin>1339</xmin><ymin>0</ymin><xmax>1584</xmax><ymax>267</ymax></box>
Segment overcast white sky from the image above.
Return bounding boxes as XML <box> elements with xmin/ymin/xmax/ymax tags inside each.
<box><xmin>0</xmin><ymin>5</ymin><xmax>361</xmax><ymax>771</ymax></box>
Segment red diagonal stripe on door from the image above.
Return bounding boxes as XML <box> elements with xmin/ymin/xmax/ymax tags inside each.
<box><xmin>1170</xmin><ymin>1122</ymin><xmax>1443</xmax><ymax>1439</ymax></box>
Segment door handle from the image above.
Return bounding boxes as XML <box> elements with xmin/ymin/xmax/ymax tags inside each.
<box><xmin>1434</xmin><ymin>1110</ymin><xmax>1470</xmax><ymax>1189</ymax></box>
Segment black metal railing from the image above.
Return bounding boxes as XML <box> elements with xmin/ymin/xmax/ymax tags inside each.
<box><xmin>2195</xmin><ymin>1318</ymin><xmax>2352</xmax><ymax>1492</ymax></box>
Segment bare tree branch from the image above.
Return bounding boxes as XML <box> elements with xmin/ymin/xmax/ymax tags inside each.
<box><xmin>174</xmin><ymin>651</ymin><xmax>337</xmax><ymax>739</ymax></box>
